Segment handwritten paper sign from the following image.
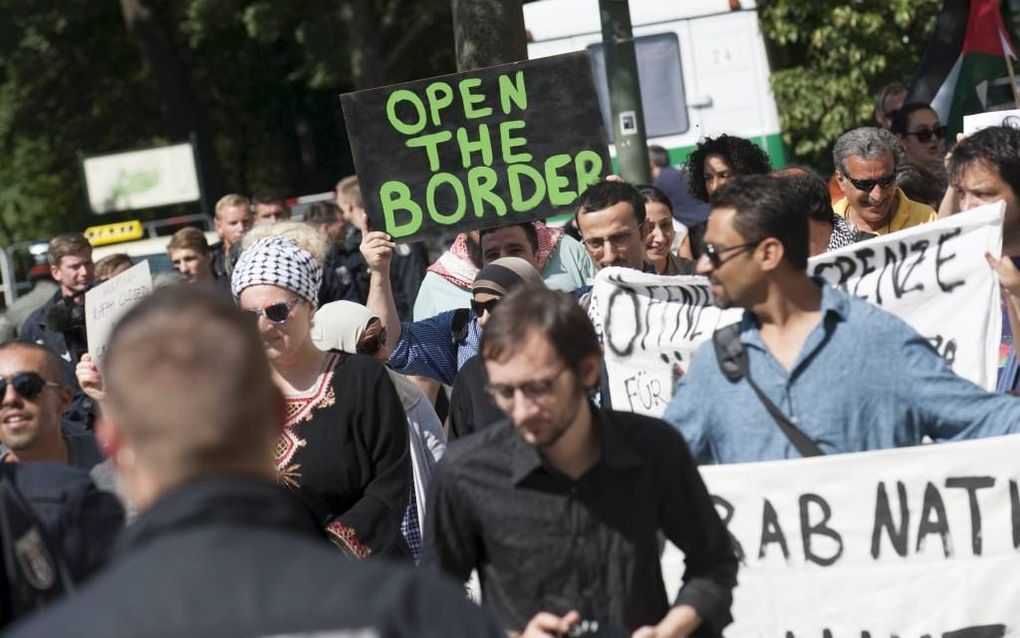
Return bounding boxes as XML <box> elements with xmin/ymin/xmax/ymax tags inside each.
<box><xmin>85</xmin><ymin>260</ymin><xmax>152</xmax><ymax>366</ymax></box>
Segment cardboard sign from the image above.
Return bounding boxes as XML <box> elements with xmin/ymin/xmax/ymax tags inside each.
<box><xmin>963</xmin><ymin>108</ymin><xmax>1020</xmax><ymax>135</ymax></box>
<box><xmin>84</xmin><ymin>260</ymin><xmax>152</xmax><ymax>366</ymax></box>
<box><xmin>592</xmin><ymin>203</ymin><xmax>1004</xmax><ymax>417</ymax></box>
<box><xmin>340</xmin><ymin>52</ymin><xmax>610</xmax><ymax>241</ymax></box>
<box><xmin>661</xmin><ymin>434</ymin><xmax>1020</xmax><ymax>635</ymax></box>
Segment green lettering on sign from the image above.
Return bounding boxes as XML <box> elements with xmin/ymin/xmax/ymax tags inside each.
<box><xmin>498</xmin><ymin>120</ymin><xmax>531</xmax><ymax>164</ymax></box>
<box><xmin>379</xmin><ymin>181</ymin><xmax>423</xmax><ymax>238</ymax></box>
<box><xmin>406</xmin><ymin>131</ymin><xmax>453</xmax><ymax>172</ymax></box>
<box><xmin>574</xmin><ymin>150</ymin><xmax>604</xmax><ymax>190</ymax></box>
<box><xmin>425</xmin><ymin>82</ymin><xmax>454</xmax><ymax>127</ymax></box>
<box><xmin>544</xmin><ymin>154</ymin><xmax>575</xmax><ymax>206</ymax></box>
<box><xmin>498</xmin><ymin>71</ymin><xmax>528</xmax><ymax>114</ymax></box>
<box><xmin>467</xmin><ymin>166</ymin><xmax>507</xmax><ymax>218</ymax></box>
<box><xmin>386</xmin><ymin>89</ymin><xmax>427</xmax><ymax>136</ymax></box>
<box><xmin>459</xmin><ymin>78</ymin><xmax>493</xmax><ymax>119</ymax></box>
<box><xmin>456</xmin><ymin>124</ymin><xmax>493</xmax><ymax>169</ymax></box>
<box><xmin>508</xmin><ymin>163</ymin><xmax>546</xmax><ymax>212</ymax></box>
<box><xmin>427</xmin><ymin>173</ymin><xmax>467</xmax><ymax>225</ymax></box>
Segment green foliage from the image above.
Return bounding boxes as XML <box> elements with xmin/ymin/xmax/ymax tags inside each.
<box><xmin>0</xmin><ymin>0</ymin><xmax>455</xmax><ymax>244</ymax></box>
<box><xmin>758</xmin><ymin>0</ymin><xmax>943</xmax><ymax>169</ymax></box>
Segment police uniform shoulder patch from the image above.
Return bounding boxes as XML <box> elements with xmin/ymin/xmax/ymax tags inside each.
<box><xmin>14</xmin><ymin>528</ymin><xmax>56</xmax><ymax>590</ymax></box>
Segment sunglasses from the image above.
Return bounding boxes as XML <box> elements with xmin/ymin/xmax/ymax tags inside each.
<box><xmin>0</xmin><ymin>372</ymin><xmax>61</xmax><ymax>400</ymax></box>
<box><xmin>904</xmin><ymin>125</ymin><xmax>947</xmax><ymax>144</ymax></box>
<box><xmin>470</xmin><ymin>298</ymin><xmax>500</xmax><ymax>316</ymax></box>
<box><xmin>702</xmin><ymin>241</ymin><xmax>761</xmax><ymax>268</ymax></box>
<box><xmin>245</xmin><ymin>297</ymin><xmax>302</xmax><ymax>324</ymax></box>
<box><xmin>841</xmin><ymin>172</ymin><xmax>896</xmax><ymax>192</ymax></box>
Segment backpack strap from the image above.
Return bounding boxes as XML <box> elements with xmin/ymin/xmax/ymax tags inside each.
<box><xmin>712</xmin><ymin>325</ymin><xmax>824</xmax><ymax>458</ymax></box>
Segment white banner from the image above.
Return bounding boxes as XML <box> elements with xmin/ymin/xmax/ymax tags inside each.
<box><xmin>593</xmin><ymin>203</ymin><xmax>1005</xmax><ymax>417</ymax></box>
<box><xmin>662</xmin><ymin>435</ymin><xmax>1020</xmax><ymax>635</ymax></box>
<box><xmin>85</xmin><ymin>260</ymin><xmax>152</xmax><ymax>366</ymax></box>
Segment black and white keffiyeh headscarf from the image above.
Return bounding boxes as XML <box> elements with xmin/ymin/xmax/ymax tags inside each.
<box><xmin>231</xmin><ymin>235</ymin><xmax>322</xmax><ymax>306</ymax></box>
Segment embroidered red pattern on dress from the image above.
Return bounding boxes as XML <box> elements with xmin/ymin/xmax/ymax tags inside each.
<box><xmin>275</xmin><ymin>353</ymin><xmax>340</xmax><ymax>486</ymax></box>
<box><xmin>325</xmin><ymin>519</ymin><xmax>371</xmax><ymax>559</ymax></box>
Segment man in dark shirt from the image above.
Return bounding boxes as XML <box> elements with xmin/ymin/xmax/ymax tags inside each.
<box><xmin>0</xmin><ymin>343</ymin><xmax>103</xmax><ymax>470</ymax></box>
<box><xmin>423</xmin><ymin>286</ymin><xmax>737</xmax><ymax>638</ymax></box>
<box><xmin>9</xmin><ymin>286</ymin><xmax>501</xmax><ymax>638</ymax></box>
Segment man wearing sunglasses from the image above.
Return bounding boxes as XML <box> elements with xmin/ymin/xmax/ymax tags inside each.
<box><xmin>424</xmin><ymin>285</ymin><xmax>737</xmax><ymax>638</ymax></box>
<box><xmin>662</xmin><ymin>175</ymin><xmax>1020</xmax><ymax>465</ymax></box>
<box><xmin>891</xmin><ymin>103</ymin><xmax>948</xmax><ymax>189</ymax></box>
<box><xmin>832</xmin><ymin>127</ymin><xmax>937</xmax><ymax>238</ymax></box>
<box><xmin>0</xmin><ymin>343</ymin><xmax>103</xmax><ymax>470</ymax></box>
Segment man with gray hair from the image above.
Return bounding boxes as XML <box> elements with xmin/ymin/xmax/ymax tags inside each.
<box><xmin>832</xmin><ymin>127</ymin><xmax>937</xmax><ymax>238</ymax></box>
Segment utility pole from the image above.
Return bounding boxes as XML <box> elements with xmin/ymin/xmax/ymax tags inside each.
<box><xmin>451</xmin><ymin>0</ymin><xmax>527</xmax><ymax>72</ymax></box>
<box><xmin>598</xmin><ymin>0</ymin><xmax>650</xmax><ymax>184</ymax></box>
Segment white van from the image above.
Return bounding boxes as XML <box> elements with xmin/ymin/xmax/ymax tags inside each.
<box><xmin>523</xmin><ymin>0</ymin><xmax>785</xmax><ymax>167</ymax></box>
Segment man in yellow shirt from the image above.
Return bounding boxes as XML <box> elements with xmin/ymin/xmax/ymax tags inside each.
<box><xmin>832</xmin><ymin>127</ymin><xmax>937</xmax><ymax>237</ymax></box>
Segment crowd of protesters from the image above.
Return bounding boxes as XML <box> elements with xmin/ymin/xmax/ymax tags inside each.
<box><xmin>0</xmin><ymin>78</ymin><xmax>1019</xmax><ymax>637</ymax></box>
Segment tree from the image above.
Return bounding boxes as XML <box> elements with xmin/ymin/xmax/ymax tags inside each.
<box><xmin>758</xmin><ymin>0</ymin><xmax>943</xmax><ymax>169</ymax></box>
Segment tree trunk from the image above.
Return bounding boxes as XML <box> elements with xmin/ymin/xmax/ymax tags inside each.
<box><xmin>451</xmin><ymin>0</ymin><xmax>527</xmax><ymax>72</ymax></box>
<box><xmin>119</xmin><ymin>0</ymin><xmax>224</xmax><ymax>203</ymax></box>
<box><xmin>342</xmin><ymin>0</ymin><xmax>386</xmax><ymax>89</ymax></box>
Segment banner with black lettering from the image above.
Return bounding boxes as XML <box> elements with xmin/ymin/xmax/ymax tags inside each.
<box><xmin>592</xmin><ymin>203</ymin><xmax>1005</xmax><ymax>417</ymax></box>
<box><xmin>661</xmin><ymin>434</ymin><xmax>1020</xmax><ymax>635</ymax></box>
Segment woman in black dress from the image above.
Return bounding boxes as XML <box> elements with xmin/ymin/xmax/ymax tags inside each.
<box><xmin>232</xmin><ymin>233</ymin><xmax>411</xmax><ymax>560</ymax></box>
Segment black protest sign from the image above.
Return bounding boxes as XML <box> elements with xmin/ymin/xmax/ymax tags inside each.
<box><xmin>340</xmin><ymin>52</ymin><xmax>610</xmax><ymax>241</ymax></box>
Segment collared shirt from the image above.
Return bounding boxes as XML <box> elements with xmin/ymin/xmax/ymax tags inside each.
<box><xmin>833</xmin><ymin>187</ymin><xmax>937</xmax><ymax>236</ymax></box>
<box><xmin>422</xmin><ymin>407</ymin><xmax>738</xmax><ymax>636</ymax></box>
<box><xmin>664</xmin><ymin>282</ymin><xmax>1020</xmax><ymax>464</ymax></box>
<box><xmin>388</xmin><ymin>309</ymin><xmax>482</xmax><ymax>386</ymax></box>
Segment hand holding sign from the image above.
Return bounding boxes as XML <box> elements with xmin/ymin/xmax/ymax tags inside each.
<box><xmin>360</xmin><ymin>231</ymin><xmax>396</xmax><ymax>273</ymax></box>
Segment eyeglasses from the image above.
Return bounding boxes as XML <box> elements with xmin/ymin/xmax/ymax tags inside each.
<box><xmin>245</xmin><ymin>297</ymin><xmax>302</xmax><ymax>324</ymax></box>
<box><xmin>0</xmin><ymin>372</ymin><xmax>61</xmax><ymax>400</ymax></box>
<box><xmin>904</xmin><ymin>125</ymin><xmax>947</xmax><ymax>144</ymax></box>
<box><xmin>581</xmin><ymin>226</ymin><xmax>641</xmax><ymax>253</ymax></box>
<box><xmin>841</xmin><ymin>172</ymin><xmax>896</xmax><ymax>192</ymax></box>
<box><xmin>702</xmin><ymin>241</ymin><xmax>761</xmax><ymax>268</ymax></box>
<box><xmin>485</xmin><ymin>366</ymin><xmax>567</xmax><ymax>404</ymax></box>
<box><xmin>470</xmin><ymin>298</ymin><xmax>500</xmax><ymax>316</ymax></box>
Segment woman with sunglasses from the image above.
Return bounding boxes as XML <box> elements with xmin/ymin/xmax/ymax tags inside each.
<box><xmin>891</xmin><ymin>102</ymin><xmax>948</xmax><ymax>193</ymax></box>
<box><xmin>232</xmin><ymin>233</ymin><xmax>412</xmax><ymax>561</ymax></box>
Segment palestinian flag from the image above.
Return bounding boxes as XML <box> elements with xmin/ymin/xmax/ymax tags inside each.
<box><xmin>907</xmin><ymin>0</ymin><xmax>1018</xmax><ymax>137</ymax></box>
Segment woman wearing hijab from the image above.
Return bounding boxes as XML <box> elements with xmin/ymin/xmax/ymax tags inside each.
<box><xmin>311</xmin><ymin>300</ymin><xmax>445</xmax><ymax>562</ymax></box>
<box><xmin>232</xmin><ymin>233</ymin><xmax>411</xmax><ymax>560</ymax></box>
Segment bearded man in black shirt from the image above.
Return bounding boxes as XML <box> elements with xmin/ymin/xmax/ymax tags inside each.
<box><xmin>423</xmin><ymin>286</ymin><xmax>738</xmax><ymax>638</ymax></box>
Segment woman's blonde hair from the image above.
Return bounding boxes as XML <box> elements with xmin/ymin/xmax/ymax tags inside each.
<box><xmin>240</xmin><ymin>220</ymin><xmax>328</xmax><ymax>265</ymax></box>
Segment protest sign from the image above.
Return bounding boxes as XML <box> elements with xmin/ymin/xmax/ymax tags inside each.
<box><xmin>84</xmin><ymin>260</ymin><xmax>152</xmax><ymax>366</ymax></box>
<box><xmin>340</xmin><ymin>52</ymin><xmax>610</xmax><ymax>241</ymax></box>
<box><xmin>592</xmin><ymin>203</ymin><xmax>1004</xmax><ymax>417</ymax></box>
<box><xmin>662</xmin><ymin>434</ymin><xmax>1020</xmax><ymax>635</ymax></box>
<box><xmin>963</xmin><ymin>108</ymin><xmax>1020</xmax><ymax>135</ymax></box>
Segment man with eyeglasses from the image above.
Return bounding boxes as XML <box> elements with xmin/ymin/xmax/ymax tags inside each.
<box><xmin>662</xmin><ymin>175</ymin><xmax>1020</xmax><ymax>464</ymax></box>
<box><xmin>832</xmin><ymin>127</ymin><xmax>937</xmax><ymax>239</ymax></box>
<box><xmin>424</xmin><ymin>285</ymin><xmax>737</xmax><ymax>638</ymax></box>
<box><xmin>575</xmin><ymin>180</ymin><xmax>653</xmax><ymax>272</ymax></box>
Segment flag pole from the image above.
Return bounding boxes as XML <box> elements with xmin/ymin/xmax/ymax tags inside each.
<box><xmin>1007</xmin><ymin>53</ymin><xmax>1020</xmax><ymax>108</ymax></box>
